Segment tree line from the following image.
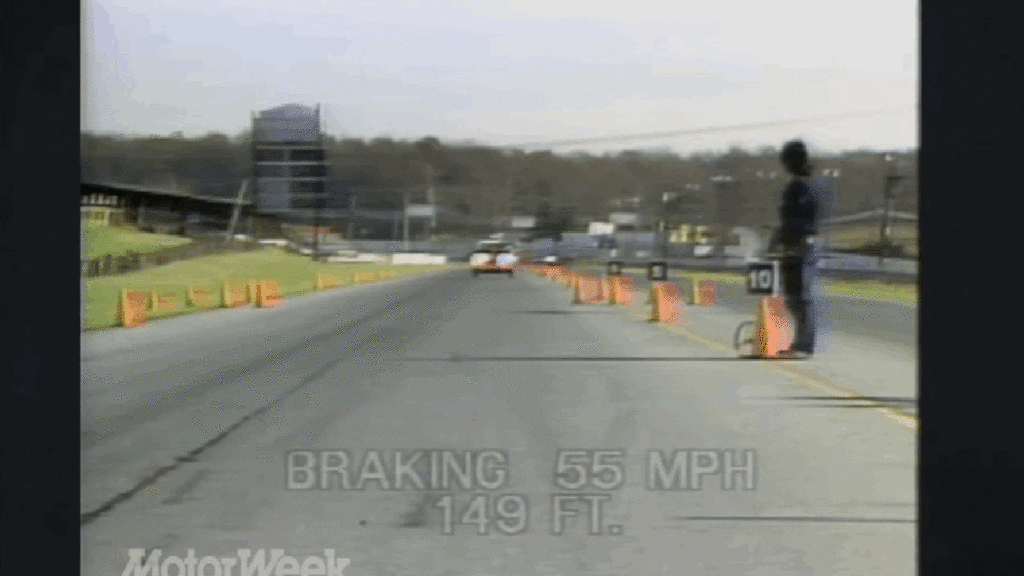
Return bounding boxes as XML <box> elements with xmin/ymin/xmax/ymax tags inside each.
<box><xmin>81</xmin><ymin>131</ymin><xmax>918</xmax><ymax>237</ymax></box>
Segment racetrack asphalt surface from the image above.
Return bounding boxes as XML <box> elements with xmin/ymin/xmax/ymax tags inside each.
<box><xmin>81</xmin><ymin>269</ymin><xmax>915</xmax><ymax>575</ymax></box>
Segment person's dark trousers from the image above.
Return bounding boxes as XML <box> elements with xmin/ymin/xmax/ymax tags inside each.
<box><xmin>780</xmin><ymin>253</ymin><xmax>816</xmax><ymax>353</ymax></box>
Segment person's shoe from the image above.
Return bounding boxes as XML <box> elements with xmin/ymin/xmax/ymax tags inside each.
<box><xmin>776</xmin><ymin>348</ymin><xmax>813</xmax><ymax>360</ymax></box>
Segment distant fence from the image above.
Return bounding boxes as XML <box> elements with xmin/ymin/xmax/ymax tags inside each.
<box><xmin>81</xmin><ymin>238</ymin><xmax>261</xmax><ymax>278</ymax></box>
<box><xmin>344</xmin><ymin>240</ymin><xmax>479</xmax><ymax>258</ymax></box>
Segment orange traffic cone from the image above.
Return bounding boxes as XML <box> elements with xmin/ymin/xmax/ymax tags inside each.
<box><xmin>694</xmin><ymin>279</ymin><xmax>720</xmax><ymax>306</ymax></box>
<box><xmin>611</xmin><ymin>276</ymin><xmax>635</xmax><ymax>306</ymax></box>
<box><xmin>649</xmin><ymin>282</ymin><xmax>684</xmax><ymax>324</ymax></box>
<box><xmin>755</xmin><ymin>297</ymin><xmax>794</xmax><ymax>357</ymax></box>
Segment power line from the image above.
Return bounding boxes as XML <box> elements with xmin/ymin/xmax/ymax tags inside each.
<box><xmin>507</xmin><ymin>106</ymin><xmax>915</xmax><ymax>150</ymax></box>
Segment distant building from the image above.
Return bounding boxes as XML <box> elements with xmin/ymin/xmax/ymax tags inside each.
<box><xmin>252</xmin><ymin>104</ymin><xmax>327</xmax><ymax>214</ymax></box>
<box><xmin>80</xmin><ymin>191</ymin><xmax>127</xmax><ymax>226</ymax></box>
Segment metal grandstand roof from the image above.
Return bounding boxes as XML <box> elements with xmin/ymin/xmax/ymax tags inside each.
<box><xmin>81</xmin><ymin>181</ymin><xmax>254</xmax><ymax>206</ymax></box>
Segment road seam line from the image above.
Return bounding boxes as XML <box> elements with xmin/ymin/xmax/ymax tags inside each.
<box><xmin>619</xmin><ymin>305</ymin><xmax>918</xmax><ymax>432</ymax></box>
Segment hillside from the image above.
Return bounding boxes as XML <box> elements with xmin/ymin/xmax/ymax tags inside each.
<box><xmin>82</xmin><ymin>133</ymin><xmax>919</xmax><ymax>238</ymax></box>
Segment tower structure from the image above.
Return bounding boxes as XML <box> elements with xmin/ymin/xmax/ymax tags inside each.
<box><xmin>252</xmin><ymin>104</ymin><xmax>327</xmax><ymax>215</ymax></box>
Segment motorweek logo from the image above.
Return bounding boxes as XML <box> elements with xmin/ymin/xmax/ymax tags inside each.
<box><xmin>121</xmin><ymin>548</ymin><xmax>349</xmax><ymax>576</ymax></box>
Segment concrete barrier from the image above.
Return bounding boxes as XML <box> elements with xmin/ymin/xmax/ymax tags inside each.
<box><xmin>694</xmin><ymin>279</ymin><xmax>720</xmax><ymax>307</ymax></box>
<box><xmin>221</xmin><ymin>280</ymin><xmax>250</xmax><ymax>308</ymax></box>
<box><xmin>117</xmin><ymin>289</ymin><xmax>148</xmax><ymax>328</ymax></box>
<box><xmin>391</xmin><ymin>253</ymin><xmax>448</xmax><ymax>265</ymax></box>
<box><xmin>316</xmin><ymin>274</ymin><xmax>343</xmax><ymax>289</ymax></box>
<box><xmin>255</xmin><ymin>281</ymin><xmax>283</xmax><ymax>308</ymax></box>
<box><xmin>187</xmin><ymin>285</ymin><xmax>215</xmax><ymax>307</ymax></box>
<box><xmin>148</xmin><ymin>291</ymin><xmax>178</xmax><ymax>312</ymax></box>
<box><xmin>246</xmin><ymin>280</ymin><xmax>259</xmax><ymax>304</ymax></box>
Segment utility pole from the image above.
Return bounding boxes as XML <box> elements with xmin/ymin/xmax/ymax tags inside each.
<box><xmin>879</xmin><ymin>153</ymin><xmax>904</xmax><ymax>266</ymax></box>
<box><xmin>226</xmin><ymin>180</ymin><xmax>249</xmax><ymax>240</ymax></box>
<box><xmin>822</xmin><ymin>168</ymin><xmax>841</xmax><ymax>253</ymax></box>
<box><xmin>312</xmin><ymin>196</ymin><xmax>321</xmax><ymax>262</ymax></box>
<box><xmin>660</xmin><ymin>191</ymin><xmax>674</xmax><ymax>259</ymax></box>
<box><xmin>425</xmin><ymin>163</ymin><xmax>437</xmax><ymax>232</ymax></box>
<box><xmin>403</xmin><ymin>191</ymin><xmax>410</xmax><ymax>252</ymax></box>
<box><xmin>711</xmin><ymin>174</ymin><xmax>736</xmax><ymax>258</ymax></box>
<box><xmin>249</xmin><ymin>111</ymin><xmax>258</xmax><ymax>242</ymax></box>
<box><xmin>312</xmin><ymin>102</ymin><xmax>324</xmax><ymax>262</ymax></box>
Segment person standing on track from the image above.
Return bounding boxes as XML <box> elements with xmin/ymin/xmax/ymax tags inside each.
<box><xmin>766</xmin><ymin>139</ymin><xmax>828</xmax><ymax>359</ymax></box>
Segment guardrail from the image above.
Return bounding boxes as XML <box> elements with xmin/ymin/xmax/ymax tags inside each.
<box><xmin>559</xmin><ymin>253</ymin><xmax>918</xmax><ymax>283</ymax></box>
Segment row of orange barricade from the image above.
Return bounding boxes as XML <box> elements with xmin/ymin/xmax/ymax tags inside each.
<box><xmin>644</xmin><ymin>280</ymin><xmax>797</xmax><ymax>359</ymax></box>
<box><xmin>315</xmin><ymin>270</ymin><xmax>396</xmax><ymax>289</ymax></box>
<box><xmin>116</xmin><ymin>270</ymin><xmax>401</xmax><ymax>328</ymax></box>
<box><xmin>519</xmin><ymin>263</ymin><xmax>722</xmax><ymax>329</ymax></box>
<box><xmin>116</xmin><ymin>280</ymin><xmax>283</xmax><ymax>328</ymax></box>
<box><xmin>645</xmin><ymin>277</ymin><xmax>721</xmax><ymax>326</ymax></box>
<box><xmin>522</xmin><ymin>263</ymin><xmax>805</xmax><ymax>359</ymax></box>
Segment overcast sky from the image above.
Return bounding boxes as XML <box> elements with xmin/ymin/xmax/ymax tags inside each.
<box><xmin>82</xmin><ymin>0</ymin><xmax>918</xmax><ymax>155</ymax></box>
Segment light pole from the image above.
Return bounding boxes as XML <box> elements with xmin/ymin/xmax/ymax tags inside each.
<box><xmin>711</xmin><ymin>174</ymin><xmax>735</xmax><ymax>257</ymax></box>
<box><xmin>879</xmin><ymin>153</ymin><xmax>904</xmax><ymax>266</ymax></box>
<box><xmin>312</xmin><ymin>103</ymin><xmax>324</xmax><ymax>262</ymax></box>
<box><xmin>754</xmin><ymin>171</ymin><xmax>770</xmax><ymax>250</ymax></box>
<box><xmin>423</xmin><ymin>162</ymin><xmax>438</xmax><ymax>234</ymax></box>
<box><xmin>822</xmin><ymin>168</ymin><xmax>841</xmax><ymax>253</ymax></box>
<box><xmin>403</xmin><ymin>191</ymin><xmax>411</xmax><ymax>252</ymax></box>
<box><xmin>682</xmin><ymin>182</ymin><xmax>701</xmax><ymax>239</ymax></box>
<box><xmin>312</xmin><ymin>199</ymin><xmax>320</xmax><ymax>262</ymax></box>
<box><xmin>660</xmin><ymin>191</ymin><xmax>677</xmax><ymax>259</ymax></box>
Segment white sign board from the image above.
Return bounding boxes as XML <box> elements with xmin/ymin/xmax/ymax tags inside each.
<box><xmin>511</xmin><ymin>216</ymin><xmax>537</xmax><ymax>229</ymax></box>
<box><xmin>587</xmin><ymin>222</ymin><xmax>616</xmax><ymax>235</ymax></box>
<box><xmin>747</xmin><ymin>261</ymin><xmax>780</xmax><ymax>296</ymax></box>
<box><xmin>609</xmin><ymin>212</ymin><xmax>639</xmax><ymax>226</ymax></box>
<box><xmin>406</xmin><ymin>204</ymin><xmax>436</xmax><ymax>217</ymax></box>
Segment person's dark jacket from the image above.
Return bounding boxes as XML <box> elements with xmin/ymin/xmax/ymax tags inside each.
<box><xmin>772</xmin><ymin>177</ymin><xmax>819</xmax><ymax>250</ymax></box>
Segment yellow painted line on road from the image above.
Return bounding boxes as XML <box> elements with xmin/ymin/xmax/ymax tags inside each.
<box><xmin>541</xmin><ymin>271</ymin><xmax>917</xmax><ymax>431</ymax></box>
<box><xmin>620</xmin><ymin>304</ymin><xmax>918</xmax><ymax>432</ymax></box>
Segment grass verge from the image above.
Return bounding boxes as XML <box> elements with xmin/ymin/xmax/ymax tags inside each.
<box><xmin>671</xmin><ymin>270</ymin><xmax>918</xmax><ymax>306</ymax></box>
<box><xmin>85</xmin><ymin>247</ymin><xmax>462</xmax><ymax>331</ymax></box>
<box><xmin>83</xmin><ymin>221</ymin><xmax>193</xmax><ymax>259</ymax></box>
